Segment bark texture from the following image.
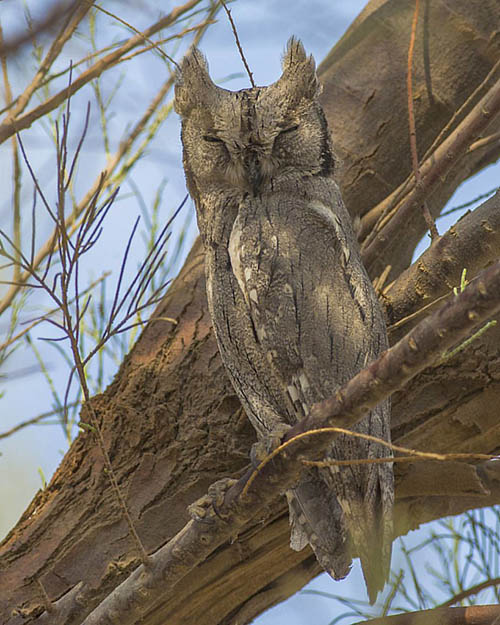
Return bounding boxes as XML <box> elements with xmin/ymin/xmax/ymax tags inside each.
<box><xmin>1</xmin><ymin>1</ymin><xmax>500</xmax><ymax>624</ymax></box>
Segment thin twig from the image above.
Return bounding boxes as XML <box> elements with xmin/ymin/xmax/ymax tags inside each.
<box><xmin>360</xmin><ymin>57</ymin><xmax>500</xmax><ymax>255</ymax></box>
<box><xmin>0</xmin><ymin>0</ymin><xmax>84</xmax><ymax>58</ymax></box>
<box><xmin>0</xmin><ymin>24</ymin><xmax>22</xmax><ymax>283</ymax></box>
<box><xmin>94</xmin><ymin>5</ymin><xmax>180</xmax><ymax>69</ymax></box>
<box><xmin>2</xmin><ymin>1</ymin><xmax>93</xmax><ymax>125</ymax></box>
<box><xmin>245</xmin><ymin>425</ymin><xmax>495</xmax><ymax>495</ymax></box>
<box><xmin>36</xmin><ymin>579</ymin><xmax>55</xmax><ymax>615</ymax></box>
<box><xmin>0</xmin><ymin>272</ymin><xmax>109</xmax><ymax>352</ymax></box>
<box><xmin>439</xmin><ymin>577</ymin><xmax>500</xmax><ymax>608</ymax></box>
<box><xmin>0</xmin><ymin>401</ymin><xmax>81</xmax><ymax>440</ymax></box>
<box><xmin>300</xmin><ymin>427</ymin><xmax>495</xmax><ymax>467</ymax></box>
<box><xmin>361</xmin><ymin>76</ymin><xmax>500</xmax><ymax>273</ymax></box>
<box><xmin>0</xmin><ymin>0</ymin><xmax>205</xmax><ymax>145</ymax></box>
<box><xmin>0</xmin><ymin>3</ymin><xmax>218</xmax><ymax>317</ymax></box>
<box><xmin>407</xmin><ymin>0</ymin><xmax>438</xmax><ymax>240</ymax></box>
<box><xmin>219</xmin><ymin>0</ymin><xmax>255</xmax><ymax>87</ymax></box>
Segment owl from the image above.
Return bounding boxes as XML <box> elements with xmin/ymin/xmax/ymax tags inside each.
<box><xmin>175</xmin><ymin>38</ymin><xmax>393</xmax><ymax>601</ymax></box>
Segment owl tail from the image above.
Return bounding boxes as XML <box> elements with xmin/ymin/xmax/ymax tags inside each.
<box><xmin>288</xmin><ymin>470</ymin><xmax>393</xmax><ymax>603</ymax></box>
<box><xmin>286</xmin><ymin>473</ymin><xmax>351</xmax><ymax>581</ymax></box>
<box><xmin>341</xmin><ymin>473</ymin><xmax>394</xmax><ymax>604</ymax></box>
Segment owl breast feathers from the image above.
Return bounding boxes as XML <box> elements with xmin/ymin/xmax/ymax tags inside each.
<box><xmin>175</xmin><ymin>37</ymin><xmax>394</xmax><ymax>602</ymax></box>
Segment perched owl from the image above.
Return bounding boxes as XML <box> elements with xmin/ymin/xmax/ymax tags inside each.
<box><xmin>175</xmin><ymin>38</ymin><xmax>393</xmax><ymax>601</ymax></box>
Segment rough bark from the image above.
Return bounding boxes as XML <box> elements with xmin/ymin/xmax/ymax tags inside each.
<box><xmin>1</xmin><ymin>1</ymin><xmax>500</xmax><ymax>624</ymax></box>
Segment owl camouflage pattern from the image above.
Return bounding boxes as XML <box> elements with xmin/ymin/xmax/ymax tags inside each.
<box><xmin>175</xmin><ymin>38</ymin><xmax>393</xmax><ymax>601</ymax></box>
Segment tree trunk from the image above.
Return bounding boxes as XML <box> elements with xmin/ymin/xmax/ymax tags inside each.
<box><xmin>1</xmin><ymin>1</ymin><xmax>499</xmax><ymax>624</ymax></box>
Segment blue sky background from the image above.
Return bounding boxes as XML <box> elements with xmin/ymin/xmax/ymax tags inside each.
<box><xmin>0</xmin><ymin>1</ymin><xmax>499</xmax><ymax>623</ymax></box>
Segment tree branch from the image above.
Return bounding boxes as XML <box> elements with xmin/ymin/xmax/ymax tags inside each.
<box><xmin>0</xmin><ymin>0</ymin><xmax>204</xmax><ymax>145</ymax></box>
<box><xmin>385</xmin><ymin>190</ymin><xmax>500</xmax><ymax>339</ymax></box>
<box><xmin>355</xmin><ymin>605</ymin><xmax>500</xmax><ymax>625</ymax></box>
<box><xmin>360</xmin><ymin>71</ymin><xmax>500</xmax><ymax>276</ymax></box>
<box><xmin>54</xmin><ymin>260</ymin><xmax>500</xmax><ymax>625</ymax></box>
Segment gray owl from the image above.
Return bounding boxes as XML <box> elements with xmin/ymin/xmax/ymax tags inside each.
<box><xmin>175</xmin><ymin>38</ymin><xmax>393</xmax><ymax>601</ymax></box>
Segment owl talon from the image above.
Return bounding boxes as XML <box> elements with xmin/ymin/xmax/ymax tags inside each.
<box><xmin>188</xmin><ymin>478</ymin><xmax>238</xmax><ymax>523</ymax></box>
<box><xmin>250</xmin><ymin>423</ymin><xmax>292</xmax><ymax>467</ymax></box>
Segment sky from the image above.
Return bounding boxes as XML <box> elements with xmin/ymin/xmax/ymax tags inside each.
<box><xmin>0</xmin><ymin>1</ymin><xmax>499</xmax><ymax>623</ymax></box>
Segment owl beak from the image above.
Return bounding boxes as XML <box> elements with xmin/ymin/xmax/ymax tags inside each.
<box><xmin>243</xmin><ymin>150</ymin><xmax>263</xmax><ymax>195</ymax></box>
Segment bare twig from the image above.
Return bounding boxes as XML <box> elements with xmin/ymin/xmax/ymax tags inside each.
<box><xmin>0</xmin><ymin>0</ymin><xmax>205</xmax><ymax>145</ymax></box>
<box><xmin>36</xmin><ymin>579</ymin><xmax>55</xmax><ymax>615</ymax></box>
<box><xmin>407</xmin><ymin>0</ymin><xmax>438</xmax><ymax>240</ymax></box>
<box><xmin>93</xmin><ymin>5</ymin><xmax>180</xmax><ymax>69</ymax></box>
<box><xmin>0</xmin><ymin>401</ymin><xmax>81</xmax><ymax>440</ymax></box>
<box><xmin>219</xmin><ymin>0</ymin><xmax>256</xmax><ymax>88</ymax></box>
<box><xmin>361</xmin><ymin>77</ymin><xmax>500</xmax><ymax>274</ymax></box>
<box><xmin>468</xmin><ymin>130</ymin><xmax>500</xmax><ymax>153</ymax></box>
<box><xmin>421</xmin><ymin>58</ymin><xmax>500</xmax><ymax>165</ymax></box>
<box><xmin>439</xmin><ymin>577</ymin><xmax>500</xmax><ymax>608</ymax></box>
<box><xmin>0</xmin><ymin>0</ymin><xmax>84</xmax><ymax>58</ymax></box>
<box><xmin>0</xmin><ymin>24</ymin><xmax>22</xmax><ymax>283</ymax></box>
<box><xmin>2</xmin><ymin>1</ymin><xmax>93</xmax><ymax>125</ymax></box>
<box><xmin>353</xmin><ymin>605</ymin><xmax>500</xmax><ymax>625</ymax></box>
<box><xmin>65</xmin><ymin>259</ymin><xmax>500</xmax><ymax>625</ymax></box>
<box><xmin>359</xmin><ymin>58</ymin><xmax>500</xmax><ymax>254</ymax></box>
<box><xmin>384</xmin><ymin>190</ymin><xmax>500</xmax><ymax>337</ymax></box>
<box><xmin>440</xmin><ymin>188</ymin><xmax>497</xmax><ymax>217</ymax></box>
<box><xmin>0</xmin><ymin>3</ymin><xmax>218</xmax><ymax>318</ymax></box>
<box><xmin>1</xmin><ymin>93</ymin><xmax>153</xmax><ymax>569</ymax></box>
<box><xmin>242</xmin><ymin>424</ymin><xmax>495</xmax><ymax>495</ymax></box>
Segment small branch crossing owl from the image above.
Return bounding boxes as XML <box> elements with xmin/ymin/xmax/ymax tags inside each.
<box><xmin>175</xmin><ymin>38</ymin><xmax>393</xmax><ymax>601</ymax></box>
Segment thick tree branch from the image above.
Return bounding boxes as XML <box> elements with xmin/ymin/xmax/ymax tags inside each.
<box><xmin>356</xmin><ymin>605</ymin><xmax>500</xmax><ymax>625</ymax></box>
<box><xmin>385</xmin><ymin>190</ymin><xmax>500</xmax><ymax>340</ymax></box>
<box><xmin>69</xmin><ymin>261</ymin><xmax>500</xmax><ymax>625</ymax></box>
<box><xmin>3</xmin><ymin>3</ymin><xmax>500</xmax><ymax>624</ymax></box>
<box><xmin>361</xmin><ymin>75</ymin><xmax>500</xmax><ymax>275</ymax></box>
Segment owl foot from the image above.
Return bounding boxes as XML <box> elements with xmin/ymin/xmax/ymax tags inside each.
<box><xmin>250</xmin><ymin>423</ymin><xmax>292</xmax><ymax>467</ymax></box>
<box><xmin>188</xmin><ymin>477</ymin><xmax>238</xmax><ymax>523</ymax></box>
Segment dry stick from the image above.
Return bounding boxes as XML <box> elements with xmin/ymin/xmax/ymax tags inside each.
<box><xmin>359</xmin><ymin>56</ymin><xmax>500</xmax><ymax>249</ymax></box>
<box><xmin>94</xmin><ymin>4</ymin><xmax>180</xmax><ymax>69</ymax></box>
<box><xmin>468</xmin><ymin>130</ymin><xmax>500</xmax><ymax>153</ymax></box>
<box><xmin>421</xmin><ymin>57</ymin><xmax>500</xmax><ymax>165</ymax></box>
<box><xmin>244</xmin><ymin>428</ymin><xmax>493</xmax><ymax>497</ymax></box>
<box><xmin>361</xmin><ymin>76</ymin><xmax>500</xmax><ymax>274</ymax></box>
<box><xmin>2</xmin><ymin>1</ymin><xmax>93</xmax><ymax>125</ymax></box>
<box><xmin>0</xmin><ymin>272</ymin><xmax>111</xmax><ymax>353</ymax></box>
<box><xmin>439</xmin><ymin>577</ymin><xmax>500</xmax><ymax>608</ymax></box>
<box><xmin>36</xmin><ymin>580</ymin><xmax>55</xmax><ymax>615</ymax></box>
<box><xmin>0</xmin><ymin>0</ymin><xmax>204</xmax><ymax>145</ymax></box>
<box><xmin>407</xmin><ymin>0</ymin><xmax>438</xmax><ymax>240</ymax></box>
<box><xmin>0</xmin><ymin>24</ymin><xmax>22</xmax><ymax>283</ymax></box>
<box><xmin>298</xmin><ymin>427</ymin><xmax>494</xmax><ymax>467</ymax></box>
<box><xmin>219</xmin><ymin>0</ymin><xmax>256</xmax><ymax>88</ymax></box>
<box><xmin>0</xmin><ymin>22</ymin><xmax>209</xmax><ymax>117</ymax></box>
<box><xmin>0</xmin><ymin>0</ymin><xmax>83</xmax><ymax>58</ymax></box>
<box><xmin>11</xmin><ymin>103</ymin><xmax>151</xmax><ymax>569</ymax></box>
<box><xmin>0</xmin><ymin>7</ymin><xmax>216</xmax><ymax>318</ymax></box>
<box><xmin>384</xmin><ymin>190</ymin><xmax>500</xmax><ymax>336</ymax></box>
<box><xmin>353</xmin><ymin>605</ymin><xmax>500</xmax><ymax>625</ymax></box>
<box><xmin>0</xmin><ymin>401</ymin><xmax>81</xmax><ymax>440</ymax></box>
<box><xmin>72</xmin><ymin>260</ymin><xmax>500</xmax><ymax>625</ymax></box>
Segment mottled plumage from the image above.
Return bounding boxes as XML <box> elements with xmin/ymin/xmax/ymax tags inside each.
<box><xmin>175</xmin><ymin>39</ymin><xmax>393</xmax><ymax>600</ymax></box>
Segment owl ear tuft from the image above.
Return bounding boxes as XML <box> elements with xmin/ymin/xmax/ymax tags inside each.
<box><xmin>279</xmin><ymin>37</ymin><xmax>320</xmax><ymax>101</ymax></box>
<box><xmin>174</xmin><ymin>48</ymin><xmax>218</xmax><ymax>116</ymax></box>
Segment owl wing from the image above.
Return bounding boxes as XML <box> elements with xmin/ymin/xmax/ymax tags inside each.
<box><xmin>229</xmin><ymin>192</ymin><xmax>393</xmax><ymax>600</ymax></box>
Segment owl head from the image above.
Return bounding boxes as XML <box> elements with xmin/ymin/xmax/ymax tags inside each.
<box><xmin>175</xmin><ymin>38</ymin><xmax>335</xmax><ymax>200</ymax></box>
